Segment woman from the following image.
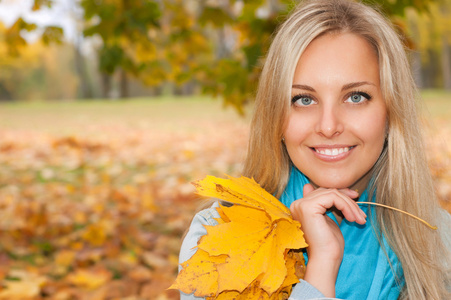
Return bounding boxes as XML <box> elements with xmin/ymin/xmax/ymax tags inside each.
<box><xmin>179</xmin><ymin>0</ymin><xmax>451</xmax><ymax>299</ymax></box>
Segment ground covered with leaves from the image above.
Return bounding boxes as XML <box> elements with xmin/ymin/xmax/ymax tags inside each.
<box><xmin>0</xmin><ymin>96</ymin><xmax>450</xmax><ymax>299</ymax></box>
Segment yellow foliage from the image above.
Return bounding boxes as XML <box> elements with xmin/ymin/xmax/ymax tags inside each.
<box><xmin>55</xmin><ymin>250</ymin><xmax>76</xmax><ymax>267</ymax></box>
<box><xmin>67</xmin><ymin>268</ymin><xmax>112</xmax><ymax>290</ymax></box>
<box><xmin>171</xmin><ymin>175</ymin><xmax>307</xmax><ymax>299</ymax></box>
<box><xmin>82</xmin><ymin>223</ymin><xmax>108</xmax><ymax>246</ymax></box>
<box><xmin>0</xmin><ymin>270</ymin><xmax>46</xmax><ymax>299</ymax></box>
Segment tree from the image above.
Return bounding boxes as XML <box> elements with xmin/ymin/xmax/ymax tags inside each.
<box><xmin>3</xmin><ymin>0</ymin><xmax>444</xmax><ymax>106</ymax></box>
<box><xmin>0</xmin><ymin>0</ymin><xmax>67</xmax><ymax>100</ymax></box>
<box><xmin>194</xmin><ymin>0</ymin><xmax>437</xmax><ymax>113</ymax></box>
<box><xmin>406</xmin><ymin>0</ymin><xmax>451</xmax><ymax>89</ymax></box>
<box><xmin>81</xmin><ymin>0</ymin><xmax>161</xmax><ymax>98</ymax></box>
<box><xmin>0</xmin><ymin>21</ymin><xmax>78</xmax><ymax>101</ymax></box>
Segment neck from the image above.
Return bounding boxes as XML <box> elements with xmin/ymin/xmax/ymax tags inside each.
<box><xmin>349</xmin><ymin>170</ymin><xmax>373</xmax><ymax>195</ymax></box>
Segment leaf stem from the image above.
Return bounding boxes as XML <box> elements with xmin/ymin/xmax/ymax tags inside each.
<box><xmin>358</xmin><ymin>202</ymin><xmax>437</xmax><ymax>230</ymax></box>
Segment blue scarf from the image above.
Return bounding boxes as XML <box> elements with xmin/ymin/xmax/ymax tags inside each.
<box><xmin>280</xmin><ymin>166</ymin><xmax>404</xmax><ymax>300</ymax></box>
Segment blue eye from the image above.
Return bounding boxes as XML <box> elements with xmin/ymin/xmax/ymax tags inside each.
<box><xmin>350</xmin><ymin>94</ymin><xmax>362</xmax><ymax>102</ymax></box>
<box><xmin>345</xmin><ymin>92</ymin><xmax>372</xmax><ymax>103</ymax></box>
<box><xmin>291</xmin><ymin>94</ymin><xmax>316</xmax><ymax>106</ymax></box>
<box><xmin>300</xmin><ymin>97</ymin><xmax>313</xmax><ymax>105</ymax></box>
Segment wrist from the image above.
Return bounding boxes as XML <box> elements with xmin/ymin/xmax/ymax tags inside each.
<box><xmin>304</xmin><ymin>256</ymin><xmax>341</xmax><ymax>297</ymax></box>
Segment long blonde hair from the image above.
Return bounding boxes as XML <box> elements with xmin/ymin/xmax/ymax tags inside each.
<box><xmin>243</xmin><ymin>0</ymin><xmax>450</xmax><ymax>298</ymax></box>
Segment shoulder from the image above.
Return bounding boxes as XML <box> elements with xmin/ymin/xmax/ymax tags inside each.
<box><xmin>438</xmin><ymin>209</ymin><xmax>451</xmax><ymax>249</ymax></box>
<box><xmin>437</xmin><ymin>209</ymin><xmax>451</xmax><ymax>291</ymax></box>
<box><xmin>179</xmin><ymin>202</ymin><xmax>221</xmax><ymax>265</ymax></box>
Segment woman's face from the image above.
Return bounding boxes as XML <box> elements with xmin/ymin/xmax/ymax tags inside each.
<box><xmin>284</xmin><ymin>32</ymin><xmax>387</xmax><ymax>190</ymax></box>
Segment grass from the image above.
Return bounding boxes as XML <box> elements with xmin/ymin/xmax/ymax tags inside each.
<box><xmin>419</xmin><ymin>90</ymin><xmax>451</xmax><ymax>120</ymax></box>
<box><xmin>0</xmin><ymin>95</ymin><xmax>249</xmax><ymax>135</ymax></box>
<box><xmin>0</xmin><ymin>90</ymin><xmax>449</xmax><ymax>133</ymax></box>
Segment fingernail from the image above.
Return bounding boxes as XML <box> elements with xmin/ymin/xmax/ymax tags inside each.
<box><xmin>350</xmin><ymin>189</ymin><xmax>359</xmax><ymax>196</ymax></box>
<box><xmin>360</xmin><ymin>209</ymin><xmax>367</xmax><ymax>219</ymax></box>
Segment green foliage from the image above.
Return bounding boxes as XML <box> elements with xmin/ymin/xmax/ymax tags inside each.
<box><xmin>4</xmin><ymin>18</ymin><xmax>37</xmax><ymax>56</ymax></box>
<box><xmin>192</xmin><ymin>0</ymin><xmax>289</xmax><ymax>113</ymax></box>
<box><xmin>1</xmin><ymin>0</ymin><xmax>445</xmax><ymax>108</ymax></box>
<box><xmin>0</xmin><ymin>23</ymin><xmax>78</xmax><ymax>102</ymax></box>
<box><xmin>404</xmin><ymin>0</ymin><xmax>451</xmax><ymax>88</ymax></box>
<box><xmin>198</xmin><ymin>7</ymin><xmax>234</xmax><ymax>28</ymax></box>
<box><xmin>3</xmin><ymin>0</ymin><xmax>62</xmax><ymax>56</ymax></box>
<box><xmin>362</xmin><ymin>0</ymin><xmax>434</xmax><ymax>17</ymax></box>
<box><xmin>81</xmin><ymin>0</ymin><xmax>161</xmax><ymax>77</ymax></box>
<box><xmin>197</xmin><ymin>0</ymin><xmax>437</xmax><ymax>112</ymax></box>
<box><xmin>99</xmin><ymin>44</ymin><xmax>124</xmax><ymax>74</ymax></box>
<box><xmin>41</xmin><ymin>26</ymin><xmax>64</xmax><ymax>45</ymax></box>
<box><xmin>32</xmin><ymin>0</ymin><xmax>54</xmax><ymax>11</ymax></box>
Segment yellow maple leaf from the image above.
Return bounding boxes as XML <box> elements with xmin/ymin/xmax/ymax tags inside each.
<box><xmin>193</xmin><ymin>175</ymin><xmax>292</xmax><ymax>222</ymax></box>
<box><xmin>171</xmin><ymin>248</ymin><xmax>228</xmax><ymax>297</ymax></box>
<box><xmin>171</xmin><ymin>175</ymin><xmax>308</xmax><ymax>299</ymax></box>
<box><xmin>212</xmin><ymin>275</ymin><xmax>291</xmax><ymax>300</ymax></box>
<box><xmin>200</xmin><ymin>204</ymin><xmax>305</xmax><ymax>295</ymax></box>
<box><xmin>210</xmin><ymin>250</ymin><xmax>305</xmax><ymax>300</ymax></box>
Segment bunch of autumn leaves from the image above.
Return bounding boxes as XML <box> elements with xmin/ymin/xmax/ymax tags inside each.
<box><xmin>170</xmin><ymin>176</ymin><xmax>308</xmax><ymax>299</ymax></box>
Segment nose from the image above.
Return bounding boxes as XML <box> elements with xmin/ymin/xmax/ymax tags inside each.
<box><xmin>315</xmin><ymin>104</ymin><xmax>344</xmax><ymax>138</ymax></box>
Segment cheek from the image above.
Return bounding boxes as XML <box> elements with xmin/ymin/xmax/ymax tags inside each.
<box><xmin>284</xmin><ymin>112</ymin><xmax>314</xmax><ymax>140</ymax></box>
<box><xmin>283</xmin><ymin>114</ymin><xmax>310</xmax><ymax>143</ymax></box>
<box><xmin>354</xmin><ymin>109</ymin><xmax>387</xmax><ymax>156</ymax></box>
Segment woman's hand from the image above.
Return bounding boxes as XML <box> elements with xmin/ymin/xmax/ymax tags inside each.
<box><xmin>290</xmin><ymin>184</ymin><xmax>367</xmax><ymax>297</ymax></box>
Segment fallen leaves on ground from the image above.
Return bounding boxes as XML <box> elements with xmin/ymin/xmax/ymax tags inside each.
<box><xmin>424</xmin><ymin>121</ymin><xmax>451</xmax><ymax>212</ymax></box>
<box><xmin>170</xmin><ymin>176</ymin><xmax>307</xmax><ymax>299</ymax></box>
<box><xmin>0</xmin><ymin>119</ymin><xmax>248</xmax><ymax>299</ymax></box>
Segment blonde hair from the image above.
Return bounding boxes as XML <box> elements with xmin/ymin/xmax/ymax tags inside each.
<box><xmin>243</xmin><ymin>0</ymin><xmax>450</xmax><ymax>298</ymax></box>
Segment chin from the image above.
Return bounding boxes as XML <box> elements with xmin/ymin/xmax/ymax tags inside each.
<box><xmin>309</xmin><ymin>176</ymin><xmax>356</xmax><ymax>190</ymax></box>
<box><xmin>315</xmin><ymin>181</ymin><xmax>351</xmax><ymax>189</ymax></box>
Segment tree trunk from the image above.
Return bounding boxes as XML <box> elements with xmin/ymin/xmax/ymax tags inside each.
<box><xmin>0</xmin><ymin>83</ymin><xmax>13</xmax><ymax>101</ymax></box>
<box><xmin>441</xmin><ymin>35</ymin><xmax>451</xmax><ymax>90</ymax></box>
<box><xmin>411</xmin><ymin>50</ymin><xmax>424</xmax><ymax>89</ymax></box>
<box><xmin>101</xmin><ymin>73</ymin><xmax>111</xmax><ymax>99</ymax></box>
<box><xmin>120</xmin><ymin>69</ymin><xmax>129</xmax><ymax>98</ymax></box>
<box><xmin>408</xmin><ymin>15</ymin><xmax>424</xmax><ymax>89</ymax></box>
<box><xmin>74</xmin><ymin>37</ymin><xmax>93</xmax><ymax>99</ymax></box>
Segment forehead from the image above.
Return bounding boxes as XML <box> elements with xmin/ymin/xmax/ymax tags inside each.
<box><xmin>293</xmin><ymin>33</ymin><xmax>380</xmax><ymax>86</ymax></box>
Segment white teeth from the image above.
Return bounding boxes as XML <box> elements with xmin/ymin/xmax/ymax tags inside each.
<box><xmin>316</xmin><ymin>147</ymin><xmax>350</xmax><ymax>156</ymax></box>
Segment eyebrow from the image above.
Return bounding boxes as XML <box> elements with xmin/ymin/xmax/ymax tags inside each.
<box><xmin>341</xmin><ymin>81</ymin><xmax>376</xmax><ymax>91</ymax></box>
<box><xmin>291</xmin><ymin>84</ymin><xmax>315</xmax><ymax>91</ymax></box>
<box><xmin>291</xmin><ymin>81</ymin><xmax>376</xmax><ymax>92</ymax></box>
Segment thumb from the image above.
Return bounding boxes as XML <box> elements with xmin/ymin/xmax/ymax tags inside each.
<box><xmin>303</xmin><ymin>183</ymin><xmax>315</xmax><ymax>196</ymax></box>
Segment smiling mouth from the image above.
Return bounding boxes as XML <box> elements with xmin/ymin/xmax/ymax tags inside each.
<box><xmin>311</xmin><ymin>146</ymin><xmax>356</xmax><ymax>156</ymax></box>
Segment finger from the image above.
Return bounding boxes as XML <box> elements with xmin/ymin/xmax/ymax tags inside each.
<box><xmin>291</xmin><ymin>188</ymin><xmax>366</xmax><ymax>224</ymax></box>
<box><xmin>331</xmin><ymin>190</ymin><xmax>366</xmax><ymax>224</ymax></box>
<box><xmin>293</xmin><ymin>189</ymin><xmax>352</xmax><ymax>217</ymax></box>
<box><xmin>304</xmin><ymin>188</ymin><xmax>365</xmax><ymax>224</ymax></box>
<box><xmin>338</xmin><ymin>188</ymin><xmax>359</xmax><ymax>199</ymax></box>
<box><xmin>303</xmin><ymin>183</ymin><xmax>315</xmax><ymax>196</ymax></box>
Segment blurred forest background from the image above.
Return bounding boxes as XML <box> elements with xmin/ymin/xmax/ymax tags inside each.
<box><xmin>0</xmin><ymin>0</ymin><xmax>451</xmax><ymax>299</ymax></box>
<box><xmin>1</xmin><ymin>0</ymin><xmax>451</xmax><ymax>109</ymax></box>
